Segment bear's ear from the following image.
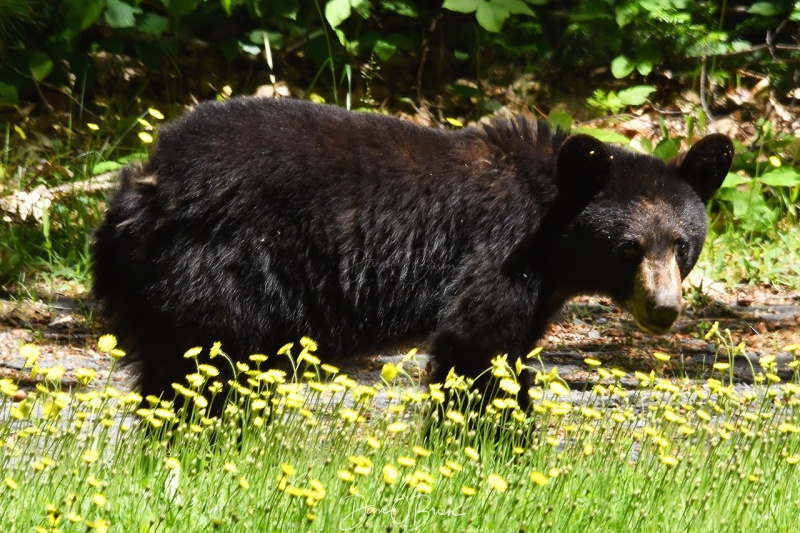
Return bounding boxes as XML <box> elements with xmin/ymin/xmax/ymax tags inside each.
<box><xmin>671</xmin><ymin>134</ymin><xmax>734</xmax><ymax>204</ymax></box>
<box><xmin>555</xmin><ymin>134</ymin><xmax>612</xmax><ymax>193</ymax></box>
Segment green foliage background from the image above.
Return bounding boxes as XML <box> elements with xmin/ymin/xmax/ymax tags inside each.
<box><xmin>1</xmin><ymin>0</ymin><xmax>798</xmax><ymax>108</ymax></box>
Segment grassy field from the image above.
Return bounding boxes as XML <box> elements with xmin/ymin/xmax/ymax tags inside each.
<box><xmin>2</xmin><ymin>328</ymin><xmax>800</xmax><ymax>532</ymax></box>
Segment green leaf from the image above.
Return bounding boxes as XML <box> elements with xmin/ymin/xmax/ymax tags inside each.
<box><xmin>443</xmin><ymin>0</ymin><xmax>480</xmax><ymax>14</ymax></box>
<box><xmin>325</xmin><ymin>0</ymin><xmax>351</xmax><ymax>28</ymax></box>
<box><xmin>497</xmin><ymin>0</ymin><xmax>535</xmax><ymax>16</ymax></box>
<box><xmin>380</xmin><ymin>0</ymin><xmax>418</xmax><ymax>17</ymax></box>
<box><xmin>547</xmin><ymin>110</ymin><xmax>572</xmax><ymax>132</ymax></box>
<box><xmin>635</xmin><ymin>44</ymin><xmax>661</xmax><ymax>76</ymax></box>
<box><xmin>27</xmin><ymin>52</ymin><xmax>53</xmax><ymax>82</ymax></box>
<box><xmin>615</xmin><ymin>3</ymin><xmax>639</xmax><ymax>27</ymax></box>
<box><xmin>373</xmin><ymin>38</ymin><xmax>397</xmax><ymax>61</ymax></box>
<box><xmin>0</xmin><ymin>82</ymin><xmax>19</xmax><ymax>105</ymax></box>
<box><xmin>636</xmin><ymin>62</ymin><xmax>653</xmax><ymax>76</ymax></box>
<box><xmin>138</xmin><ymin>13</ymin><xmax>169</xmax><ymax>35</ymax></box>
<box><xmin>611</xmin><ymin>55</ymin><xmax>635</xmax><ymax>79</ymax></box>
<box><xmin>571</xmin><ymin>127</ymin><xmax>631</xmax><ymax>145</ymax></box>
<box><xmin>758</xmin><ymin>167</ymin><xmax>800</xmax><ymax>187</ymax></box>
<box><xmin>161</xmin><ymin>0</ymin><xmax>201</xmax><ymax>17</ymax></box>
<box><xmin>105</xmin><ymin>0</ymin><xmax>141</xmax><ymax>28</ymax></box>
<box><xmin>352</xmin><ymin>0</ymin><xmax>371</xmax><ymax>18</ymax></box>
<box><xmin>720</xmin><ymin>172</ymin><xmax>750</xmax><ymax>189</ymax></box>
<box><xmin>240</xmin><ymin>43</ymin><xmax>261</xmax><ymax>55</ymax></box>
<box><xmin>652</xmin><ymin>138</ymin><xmax>679</xmax><ymax>161</ymax></box>
<box><xmin>93</xmin><ymin>161</ymin><xmax>123</xmax><ymax>175</ymax></box>
<box><xmin>748</xmin><ymin>2</ymin><xmax>783</xmax><ymax>16</ymax></box>
<box><xmin>476</xmin><ymin>2</ymin><xmax>508</xmax><ymax>32</ymax></box>
<box><xmin>63</xmin><ymin>0</ymin><xmax>105</xmax><ymax>37</ymax></box>
<box><xmin>617</xmin><ymin>85</ymin><xmax>656</xmax><ymax>106</ymax></box>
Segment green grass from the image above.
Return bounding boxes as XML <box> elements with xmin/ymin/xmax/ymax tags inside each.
<box><xmin>3</xmin><ymin>329</ymin><xmax>800</xmax><ymax>532</ymax></box>
<box><xmin>0</xmin><ymin>107</ymin><xmax>154</xmax><ymax>294</ymax></box>
<box><xmin>700</xmin><ymin>223</ymin><xmax>800</xmax><ymax>290</ymax></box>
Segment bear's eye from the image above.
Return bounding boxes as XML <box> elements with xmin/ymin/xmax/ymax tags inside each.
<box><xmin>619</xmin><ymin>241</ymin><xmax>641</xmax><ymax>261</ymax></box>
<box><xmin>675</xmin><ymin>239</ymin><xmax>689</xmax><ymax>258</ymax></box>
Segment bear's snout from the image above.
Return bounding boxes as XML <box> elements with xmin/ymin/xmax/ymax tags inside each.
<box><xmin>625</xmin><ymin>252</ymin><xmax>683</xmax><ymax>334</ymax></box>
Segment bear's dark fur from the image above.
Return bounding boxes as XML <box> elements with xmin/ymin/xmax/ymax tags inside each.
<box><xmin>92</xmin><ymin>97</ymin><xmax>734</xmax><ymax>402</ymax></box>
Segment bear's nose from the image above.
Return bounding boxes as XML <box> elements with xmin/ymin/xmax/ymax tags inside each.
<box><xmin>647</xmin><ymin>302</ymin><xmax>680</xmax><ymax>331</ymax></box>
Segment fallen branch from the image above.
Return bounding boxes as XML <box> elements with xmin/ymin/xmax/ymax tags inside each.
<box><xmin>0</xmin><ymin>171</ymin><xmax>118</xmax><ymax>224</ymax></box>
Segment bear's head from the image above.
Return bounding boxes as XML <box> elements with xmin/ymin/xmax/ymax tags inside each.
<box><xmin>549</xmin><ymin>132</ymin><xmax>734</xmax><ymax>334</ymax></box>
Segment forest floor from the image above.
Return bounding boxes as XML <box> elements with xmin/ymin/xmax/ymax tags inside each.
<box><xmin>1</xmin><ymin>282</ymin><xmax>797</xmax><ymax>403</ymax></box>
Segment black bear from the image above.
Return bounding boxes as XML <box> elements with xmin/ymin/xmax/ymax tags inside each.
<box><xmin>92</xmin><ymin>97</ymin><xmax>733</xmax><ymax>403</ymax></box>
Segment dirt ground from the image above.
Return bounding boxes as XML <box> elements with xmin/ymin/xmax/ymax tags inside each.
<box><xmin>1</xmin><ymin>283</ymin><xmax>798</xmax><ymax>399</ymax></box>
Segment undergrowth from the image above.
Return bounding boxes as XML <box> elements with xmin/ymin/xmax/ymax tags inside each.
<box><xmin>1</xmin><ymin>105</ymin><xmax>799</xmax><ymax>295</ymax></box>
<box><xmin>2</xmin><ymin>327</ymin><xmax>800</xmax><ymax>532</ymax></box>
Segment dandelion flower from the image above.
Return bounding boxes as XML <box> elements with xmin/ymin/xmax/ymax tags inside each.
<box><xmin>300</xmin><ymin>336</ymin><xmax>318</xmax><ymax>351</ymax></box>
<box><xmin>239</xmin><ymin>477</ymin><xmax>250</xmax><ymax>490</ymax></box>
<box><xmin>549</xmin><ymin>381</ymin><xmax>569</xmax><ymax>397</ymax></box>
<box><xmin>446</xmin><ymin>461</ymin><xmax>463</xmax><ymax>472</ymax></box>
<box><xmin>487</xmin><ymin>473</ymin><xmax>508</xmax><ymax>493</ymax></box>
<box><xmin>197</xmin><ymin>364</ymin><xmax>220</xmax><ymax>377</ymax></box>
<box><xmin>387</xmin><ymin>421</ymin><xmax>408</xmax><ymax>433</ymax></box>
<box><xmin>447</xmin><ymin>411</ymin><xmax>465</xmax><ymax>426</ymax></box>
<box><xmin>138</xmin><ymin>132</ymin><xmax>154</xmax><ymax>144</ymax></box>
<box><xmin>164</xmin><ymin>457</ymin><xmax>181</xmax><ymax>471</ymax></box>
<box><xmin>499</xmin><ymin>378</ymin><xmax>520</xmax><ymax>395</ymax></box>
<box><xmin>381</xmin><ymin>362</ymin><xmax>399</xmax><ymax>382</ymax></box>
<box><xmin>660</xmin><ymin>455</ymin><xmax>679</xmax><ymax>467</ymax></box>
<box><xmin>298</xmin><ymin>351</ymin><xmax>321</xmax><ymax>366</ymax></box>
<box><xmin>44</xmin><ymin>365</ymin><xmax>66</xmax><ymax>382</ymax></box>
<box><xmin>147</xmin><ymin>108</ymin><xmax>165</xmax><ymax>120</ymax></box>
<box><xmin>461</xmin><ymin>486</ymin><xmax>476</xmax><ymax>497</ymax></box>
<box><xmin>412</xmin><ymin>445</ymin><xmax>431</xmax><ymax>457</ymax></box>
<box><xmin>0</xmin><ymin>379</ymin><xmax>18</xmax><ymax>398</ymax></box>
<box><xmin>653</xmin><ymin>351</ymin><xmax>670</xmax><ymax>362</ymax></box>
<box><xmin>338</xmin><ymin>470</ymin><xmax>355</xmax><ymax>483</ymax></box>
<box><xmin>415</xmin><ymin>482</ymin><xmax>433</xmax><ymax>494</ymax></box>
<box><xmin>92</xmin><ymin>493</ymin><xmax>107</xmax><ymax>507</ymax></box>
<box><xmin>397</xmin><ymin>456</ymin><xmax>415</xmax><ymax>467</ymax></box>
<box><xmin>85</xmin><ymin>519</ymin><xmax>109</xmax><ymax>533</ymax></box>
<box><xmin>527</xmin><ymin>347</ymin><xmax>543</xmax><ymax>359</ymax></box>
<box><xmin>21</xmin><ymin>344</ymin><xmax>40</xmax><ymax>367</ymax></box>
<box><xmin>76</xmin><ymin>368</ymin><xmax>96</xmax><ymax>385</ymax></box>
<box><xmin>383</xmin><ymin>464</ymin><xmax>398</xmax><ymax>485</ymax></box>
<box><xmin>82</xmin><ymin>449</ymin><xmax>99</xmax><ymax>464</ymax></box>
<box><xmin>464</xmin><ymin>447</ymin><xmax>480</xmax><ymax>462</ymax></box>
<box><xmin>183</xmin><ymin>347</ymin><xmax>202</xmax><ymax>359</ymax></box>
<box><xmin>320</xmin><ymin>363</ymin><xmax>339</xmax><ymax>375</ymax></box>
<box><xmin>584</xmin><ymin>357</ymin><xmax>602</xmax><ymax>367</ymax></box>
<box><xmin>530</xmin><ymin>471</ymin><xmax>549</xmax><ymax>486</ymax></box>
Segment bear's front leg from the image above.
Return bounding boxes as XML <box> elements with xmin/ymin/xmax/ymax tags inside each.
<box><xmin>430</xmin><ymin>268</ymin><xmax>543</xmax><ymax>411</ymax></box>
